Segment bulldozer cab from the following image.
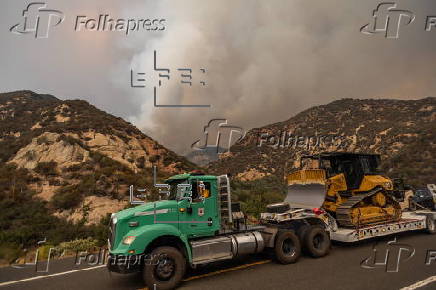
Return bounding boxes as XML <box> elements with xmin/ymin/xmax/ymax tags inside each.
<box><xmin>300</xmin><ymin>153</ymin><xmax>381</xmax><ymax>190</ymax></box>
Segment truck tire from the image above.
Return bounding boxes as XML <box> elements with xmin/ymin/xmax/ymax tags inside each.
<box><xmin>274</xmin><ymin>230</ymin><xmax>301</xmax><ymax>264</ymax></box>
<box><xmin>143</xmin><ymin>246</ymin><xmax>186</xmax><ymax>290</ymax></box>
<box><xmin>426</xmin><ymin>216</ymin><xmax>436</xmax><ymax>234</ymax></box>
<box><xmin>304</xmin><ymin>226</ymin><xmax>331</xmax><ymax>258</ymax></box>
<box><xmin>297</xmin><ymin>225</ymin><xmax>310</xmax><ymax>241</ymax></box>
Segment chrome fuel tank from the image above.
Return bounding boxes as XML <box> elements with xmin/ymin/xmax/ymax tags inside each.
<box><xmin>190</xmin><ymin>231</ymin><xmax>264</xmax><ymax>265</ymax></box>
<box><xmin>231</xmin><ymin>231</ymin><xmax>265</xmax><ymax>256</ymax></box>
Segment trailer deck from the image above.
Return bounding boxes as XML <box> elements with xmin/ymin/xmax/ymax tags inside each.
<box><xmin>331</xmin><ymin>211</ymin><xmax>436</xmax><ymax>242</ymax></box>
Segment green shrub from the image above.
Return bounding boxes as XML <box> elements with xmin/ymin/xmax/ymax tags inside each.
<box><xmin>231</xmin><ymin>176</ymin><xmax>286</xmax><ymax>218</ymax></box>
<box><xmin>0</xmin><ymin>243</ymin><xmax>22</xmax><ymax>264</ymax></box>
<box><xmin>36</xmin><ymin>136</ymin><xmax>51</xmax><ymax>145</ymax></box>
<box><xmin>163</xmin><ymin>156</ymin><xmax>174</xmax><ymax>166</ymax></box>
<box><xmin>56</xmin><ymin>134</ymin><xmax>85</xmax><ymax>148</ymax></box>
<box><xmin>34</xmin><ymin>162</ymin><xmax>58</xmax><ymax>176</ymax></box>
<box><xmin>149</xmin><ymin>155</ymin><xmax>160</xmax><ymax>163</ymax></box>
<box><xmin>56</xmin><ymin>237</ymin><xmax>98</xmax><ymax>253</ymax></box>
<box><xmin>38</xmin><ymin>244</ymin><xmax>55</xmax><ymax>260</ymax></box>
<box><xmin>77</xmin><ymin>175</ymin><xmax>96</xmax><ymax>195</ymax></box>
<box><xmin>52</xmin><ymin>185</ymin><xmax>83</xmax><ymax>209</ymax></box>
<box><xmin>136</xmin><ymin>156</ymin><xmax>146</xmax><ymax>168</ymax></box>
<box><xmin>63</xmin><ymin>164</ymin><xmax>82</xmax><ymax>173</ymax></box>
<box><xmin>24</xmin><ymin>150</ymin><xmax>36</xmax><ymax>161</ymax></box>
<box><xmin>48</xmin><ymin>178</ymin><xmax>61</xmax><ymax>186</ymax></box>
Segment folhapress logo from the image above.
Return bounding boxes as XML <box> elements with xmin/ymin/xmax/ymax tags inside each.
<box><xmin>191</xmin><ymin>119</ymin><xmax>246</xmax><ymax>154</ymax></box>
<box><xmin>361</xmin><ymin>2</ymin><xmax>415</xmax><ymax>39</ymax></box>
<box><xmin>10</xmin><ymin>2</ymin><xmax>64</xmax><ymax>39</ymax></box>
<box><xmin>360</xmin><ymin>238</ymin><xmax>415</xmax><ymax>272</ymax></box>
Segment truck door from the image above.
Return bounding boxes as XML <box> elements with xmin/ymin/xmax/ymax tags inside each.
<box><xmin>178</xmin><ymin>179</ymin><xmax>218</xmax><ymax>237</ymax></box>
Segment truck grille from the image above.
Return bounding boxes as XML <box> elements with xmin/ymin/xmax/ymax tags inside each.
<box><xmin>108</xmin><ymin>217</ymin><xmax>117</xmax><ymax>250</ymax></box>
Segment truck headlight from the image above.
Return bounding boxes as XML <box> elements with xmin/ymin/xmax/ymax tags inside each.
<box><xmin>111</xmin><ymin>213</ymin><xmax>117</xmax><ymax>225</ymax></box>
<box><xmin>122</xmin><ymin>236</ymin><xmax>136</xmax><ymax>245</ymax></box>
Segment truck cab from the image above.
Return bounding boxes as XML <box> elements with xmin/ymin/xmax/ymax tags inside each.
<box><xmin>108</xmin><ymin>173</ymin><xmax>240</xmax><ymax>287</ymax></box>
<box><xmin>108</xmin><ymin>173</ymin><xmax>222</xmax><ymax>260</ymax></box>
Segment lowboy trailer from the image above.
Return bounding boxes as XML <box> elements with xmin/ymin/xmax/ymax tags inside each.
<box><xmin>107</xmin><ymin>170</ymin><xmax>436</xmax><ymax>289</ymax></box>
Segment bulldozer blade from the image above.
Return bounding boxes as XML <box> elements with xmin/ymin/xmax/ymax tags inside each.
<box><xmin>284</xmin><ymin>183</ymin><xmax>327</xmax><ymax>209</ymax></box>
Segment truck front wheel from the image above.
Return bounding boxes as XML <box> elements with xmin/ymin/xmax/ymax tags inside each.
<box><xmin>304</xmin><ymin>226</ymin><xmax>331</xmax><ymax>258</ymax></box>
<box><xmin>274</xmin><ymin>230</ymin><xmax>301</xmax><ymax>264</ymax></box>
<box><xmin>143</xmin><ymin>246</ymin><xmax>186</xmax><ymax>290</ymax></box>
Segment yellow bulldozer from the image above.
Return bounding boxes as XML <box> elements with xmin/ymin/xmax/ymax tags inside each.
<box><xmin>286</xmin><ymin>152</ymin><xmax>405</xmax><ymax>228</ymax></box>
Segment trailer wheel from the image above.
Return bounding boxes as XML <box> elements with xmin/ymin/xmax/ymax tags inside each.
<box><xmin>304</xmin><ymin>226</ymin><xmax>331</xmax><ymax>258</ymax></box>
<box><xmin>274</xmin><ymin>230</ymin><xmax>301</xmax><ymax>264</ymax></box>
<box><xmin>426</xmin><ymin>216</ymin><xmax>436</xmax><ymax>234</ymax></box>
<box><xmin>143</xmin><ymin>246</ymin><xmax>186</xmax><ymax>290</ymax></box>
<box><xmin>297</xmin><ymin>225</ymin><xmax>310</xmax><ymax>241</ymax></box>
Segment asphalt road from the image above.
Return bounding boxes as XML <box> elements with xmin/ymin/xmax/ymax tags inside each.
<box><xmin>1</xmin><ymin>231</ymin><xmax>436</xmax><ymax>290</ymax></box>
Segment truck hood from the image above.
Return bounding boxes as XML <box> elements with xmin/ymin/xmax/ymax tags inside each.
<box><xmin>114</xmin><ymin>200</ymin><xmax>179</xmax><ymax>220</ymax></box>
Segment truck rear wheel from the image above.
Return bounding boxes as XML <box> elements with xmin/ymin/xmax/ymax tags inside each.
<box><xmin>274</xmin><ymin>230</ymin><xmax>301</xmax><ymax>264</ymax></box>
<box><xmin>143</xmin><ymin>246</ymin><xmax>186</xmax><ymax>290</ymax></box>
<box><xmin>304</xmin><ymin>226</ymin><xmax>331</xmax><ymax>258</ymax></box>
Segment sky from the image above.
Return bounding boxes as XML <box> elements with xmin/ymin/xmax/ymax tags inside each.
<box><xmin>1</xmin><ymin>0</ymin><xmax>436</xmax><ymax>154</ymax></box>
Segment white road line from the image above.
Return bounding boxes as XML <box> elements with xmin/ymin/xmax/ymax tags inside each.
<box><xmin>0</xmin><ymin>265</ymin><xmax>106</xmax><ymax>287</ymax></box>
<box><xmin>401</xmin><ymin>276</ymin><xmax>436</xmax><ymax>290</ymax></box>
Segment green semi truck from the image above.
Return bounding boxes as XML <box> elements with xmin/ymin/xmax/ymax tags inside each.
<box><xmin>107</xmin><ymin>172</ymin><xmax>333</xmax><ymax>289</ymax></box>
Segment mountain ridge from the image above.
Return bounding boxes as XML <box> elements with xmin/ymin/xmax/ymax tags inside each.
<box><xmin>208</xmin><ymin>97</ymin><xmax>435</xmax><ymax>187</ymax></box>
<box><xmin>0</xmin><ymin>90</ymin><xmax>197</xmax><ymax>226</ymax></box>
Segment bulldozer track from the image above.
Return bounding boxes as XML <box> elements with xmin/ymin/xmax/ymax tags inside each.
<box><xmin>336</xmin><ymin>188</ymin><xmax>384</xmax><ymax>227</ymax></box>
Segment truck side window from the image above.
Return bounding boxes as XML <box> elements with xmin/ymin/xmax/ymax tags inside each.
<box><xmin>191</xmin><ymin>181</ymin><xmax>211</xmax><ymax>202</ymax></box>
<box><xmin>202</xmin><ymin>182</ymin><xmax>211</xmax><ymax>198</ymax></box>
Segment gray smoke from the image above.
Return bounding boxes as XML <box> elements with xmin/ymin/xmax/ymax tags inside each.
<box><xmin>119</xmin><ymin>0</ymin><xmax>436</xmax><ymax>154</ymax></box>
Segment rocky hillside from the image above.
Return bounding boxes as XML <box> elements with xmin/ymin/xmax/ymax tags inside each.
<box><xmin>0</xmin><ymin>90</ymin><xmax>196</xmax><ymax>228</ymax></box>
<box><xmin>208</xmin><ymin>98</ymin><xmax>435</xmax><ymax>187</ymax></box>
<box><xmin>185</xmin><ymin>146</ymin><xmax>228</xmax><ymax>166</ymax></box>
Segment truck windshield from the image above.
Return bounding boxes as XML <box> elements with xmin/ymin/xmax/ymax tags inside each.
<box><xmin>166</xmin><ymin>179</ymin><xmax>189</xmax><ymax>200</ymax></box>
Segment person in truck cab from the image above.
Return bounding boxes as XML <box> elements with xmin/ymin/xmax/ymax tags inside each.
<box><xmin>190</xmin><ymin>180</ymin><xmax>210</xmax><ymax>202</ymax></box>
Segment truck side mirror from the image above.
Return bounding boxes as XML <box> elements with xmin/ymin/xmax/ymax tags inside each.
<box><xmin>177</xmin><ymin>184</ymin><xmax>193</xmax><ymax>203</ymax></box>
<box><xmin>179</xmin><ymin>196</ymin><xmax>193</xmax><ymax>204</ymax></box>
